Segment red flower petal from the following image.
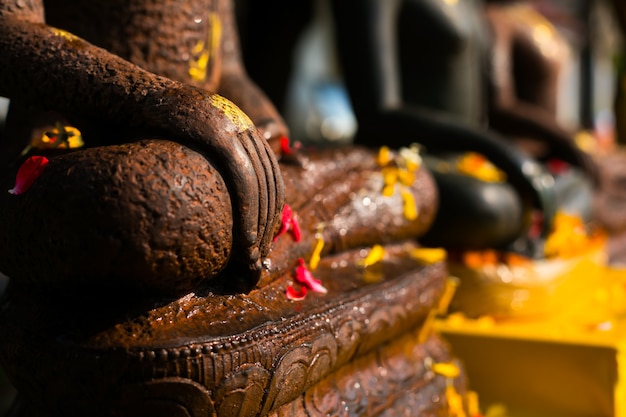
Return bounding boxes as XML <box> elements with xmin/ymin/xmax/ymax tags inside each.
<box><xmin>295</xmin><ymin>258</ymin><xmax>327</xmax><ymax>294</ymax></box>
<box><xmin>274</xmin><ymin>204</ymin><xmax>301</xmax><ymax>242</ymax></box>
<box><xmin>279</xmin><ymin>136</ymin><xmax>302</xmax><ymax>158</ymax></box>
<box><xmin>290</xmin><ymin>213</ymin><xmax>302</xmax><ymax>242</ymax></box>
<box><xmin>8</xmin><ymin>156</ymin><xmax>49</xmax><ymax>195</ymax></box>
<box><xmin>280</xmin><ymin>136</ymin><xmax>293</xmax><ymax>156</ymax></box>
<box><xmin>274</xmin><ymin>204</ymin><xmax>291</xmax><ymax>241</ymax></box>
<box><xmin>546</xmin><ymin>158</ymin><xmax>571</xmax><ymax>175</ymax></box>
<box><xmin>286</xmin><ymin>285</ymin><xmax>307</xmax><ymax>300</ymax></box>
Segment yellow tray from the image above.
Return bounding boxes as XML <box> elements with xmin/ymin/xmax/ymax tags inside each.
<box><xmin>437</xmin><ymin>264</ymin><xmax>626</xmax><ymax>417</ymax></box>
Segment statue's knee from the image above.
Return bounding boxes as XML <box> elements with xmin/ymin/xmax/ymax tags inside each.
<box><xmin>0</xmin><ymin>140</ymin><xmax>233</xmax><ymax>296</ymax></box>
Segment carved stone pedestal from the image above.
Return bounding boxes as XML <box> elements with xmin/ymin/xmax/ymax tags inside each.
<box><xmin>0</xmin><ymin>246</ymin><xmax>466</xmax><ymax>417</ymax></box>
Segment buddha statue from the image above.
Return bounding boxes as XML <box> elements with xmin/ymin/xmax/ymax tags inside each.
<box><xmin>0</xmin><ymin>0</ymin><xmax>289</xmax><ymax>291</ymax></box>
<box><xmin>0</xmin><ymin>0</ymin><xmax>471</xmax><ymax>416</ymax></box>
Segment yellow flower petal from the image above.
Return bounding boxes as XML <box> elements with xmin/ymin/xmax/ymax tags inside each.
<box><xmin>438</xmin><ymin>277</ymin><xmax>459</xmax><ymax>314</ymax></box>
<box><xmin>410</xmin><ymin>247</ymin><xmax>447</xmax><ymax>264</ymax></box>
<box><xmin>382</xmin><ymin>167</ymin><xmax>398</xmax><ymax>185</ymax></box>
<box><xmin>397</xmin><ymin>168</ymin><xmax>415</xmax><ymax>186</ymax></box>
<box><xmin>382</xmin><ymin>183</ymin><xmax>396</xmax><ymax>197</ymax></box>
<box><xmin>191</xmin><ymin>40</ymin><xmax>205</xmax><ymax>55</ymax></box>
<box><xmin>544</xmin><ymin>211</ymin><xmax>604</xmax><ymax>258</ymax></box>
<box><xmin>433</xmin><ymin>362</ymin><xmax>461</xmax><ymax>379</ymax></box>
<box><xmin>377</xmin><ymin>146</ymin><xmax>392</xmax><ymax>167</ymax></box>
<box><xmin>188</xmin><ymin>13</ymin><xmax>222</xmax><ymax>83</ymax></box>
<box><xmin>457</xmin><ymin>152</ymin><xmax>505</xmax><ymax>183</ymax></box>
<box><xmin>309</xmin><ymin>236</ymin><xmax>325</xmax><ymax>271</ymax></box>
<box><xmin>466</xmin><ymin>390</ymin><xmax>481</xmax><ymax>417</ymax></box>
<box><xmin>362</xmin><ymin>268</ymin><xmax>383</xmax><ymax>284</ymax></box>
<box><xmin>359</xmin><ymin>244</ymin><xmax>385</xmax><ymax>268</ymax></box>
<box><xmin>418</xmin><ymin>309</ymin><xmax>437</xmax><ymax>343</ymax></box>
<box><xmin>50</xmin><ymin>27</ymin><xmax>79</xmax><ymax>42</ymax></box>
<box><xmin>445</xmin><ymin>385</ymin><xmax>467</xmax><ymax>417</ymax></box>
<box><xmin>400</xmin><ymin>188</ymin><xmax>418</xmax><ymax>220</ymax></box>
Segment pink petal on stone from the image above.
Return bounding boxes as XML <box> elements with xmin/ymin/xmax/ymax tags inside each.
<box><xmin>289</xmin><ymin>212</ymin><xmax>301</xmax><ymax>242</ymax></box>
<box><xmin>8</xmin><ymin>156</ymin><xmax>49</xmax><ymax>195</ymax></box>
<box><xmin>274</xmin><ymin>204</ymin><xmax>301</xmax><ymax>242</ymax></box>
<box><xmin>280</xmin><ymin>136</ymin><xmax>293</xmax><ymax>156</ymax></box>
<box><xmin>295</xmin><ymin>258</ymin><xmax>327</xmax><ymax>294</ymax></box>
<box><xmin>274</xmin><ymin>204</ymin><xmax>291</xmax><ymax>241</ymax></box>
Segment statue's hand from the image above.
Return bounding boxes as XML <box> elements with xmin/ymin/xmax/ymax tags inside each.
<box><xmin>138</xmin><ymin>85</ymin><xmax>285</xmax><ymax>290</ymax></box>
<box><xmin>0</xmin><ymin>19</ymin><xmax>284</xmax><ymax>290</ymax></box>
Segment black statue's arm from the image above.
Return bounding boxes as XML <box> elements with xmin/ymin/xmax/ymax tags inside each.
<box><xmin>488</xmin><ymin>100</ymin><xmax>596</xmax><ymax>176</ymax></box>
<box><xmin>0</xmin><ymin>11</ymin><xmax>284</xmax><ymax>287</ymax></box>
<box><xmin>328</xmin><ymin>0</ymin><xmax>404</xmax><ymax>113</ymax></box>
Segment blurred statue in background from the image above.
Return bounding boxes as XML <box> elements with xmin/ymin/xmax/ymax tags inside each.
<box><xmin>327</xmin><ymin>0</ymin><xmax>595</xmax><ymax>255</ymax></box>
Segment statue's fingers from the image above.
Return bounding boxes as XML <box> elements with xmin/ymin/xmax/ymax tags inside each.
<box><xmin>206</xmin><ymin>128</ymin><xmax>260</xmax><ymax>260</ymax></box>
<box><xmin>237</xmin><ymin>129</ymin><xmax>269</xmax><ymax>259</ymax></box>
<box><xmin>247</xmin><ymin>129</ymin><xmax>283</xmax><ymax>256</ymax></box>
<box><xmin>262</xmin><ymin>134</ymin><xmax>285</xmax><ymax>248</ymax></box>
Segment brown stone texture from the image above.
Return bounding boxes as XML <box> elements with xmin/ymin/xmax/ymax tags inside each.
<box><xmin>0</xmin><ymin>144</ymin><xmax>437</xmax><ymax>295</ymax></box>
<box><xmin>0</xmin><ymin>1</ymin><xmax>456</xmax><ymax>416</ymax></box>
<box><xmin>270</xmin><ymin>333</ymin><xmax>463</xmax><ymax>417</ymax></box>
<box><xmin>0</xmin><ymin>244</ymin><xmax>452</xmax><ymax>417</ymax></box>
<box><xmin>0</xmin><ymin>140</ymin><xmax>233</xmax><ymax>295</ymax></box>
<box><xmin>0</xmin><ymin>6</ymin><xmax>286</xmax><ymax>286</ymax></box>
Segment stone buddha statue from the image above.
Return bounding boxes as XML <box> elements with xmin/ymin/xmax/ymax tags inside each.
<box><xmin>0</xmin><ymin>0</ymin><xmax>288</xmax><ymax>291</ymax></box>
<box><xmin>0</xmin><ymin>1</ymin><xmax>472</xmax><ymax>416</ymax></box>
